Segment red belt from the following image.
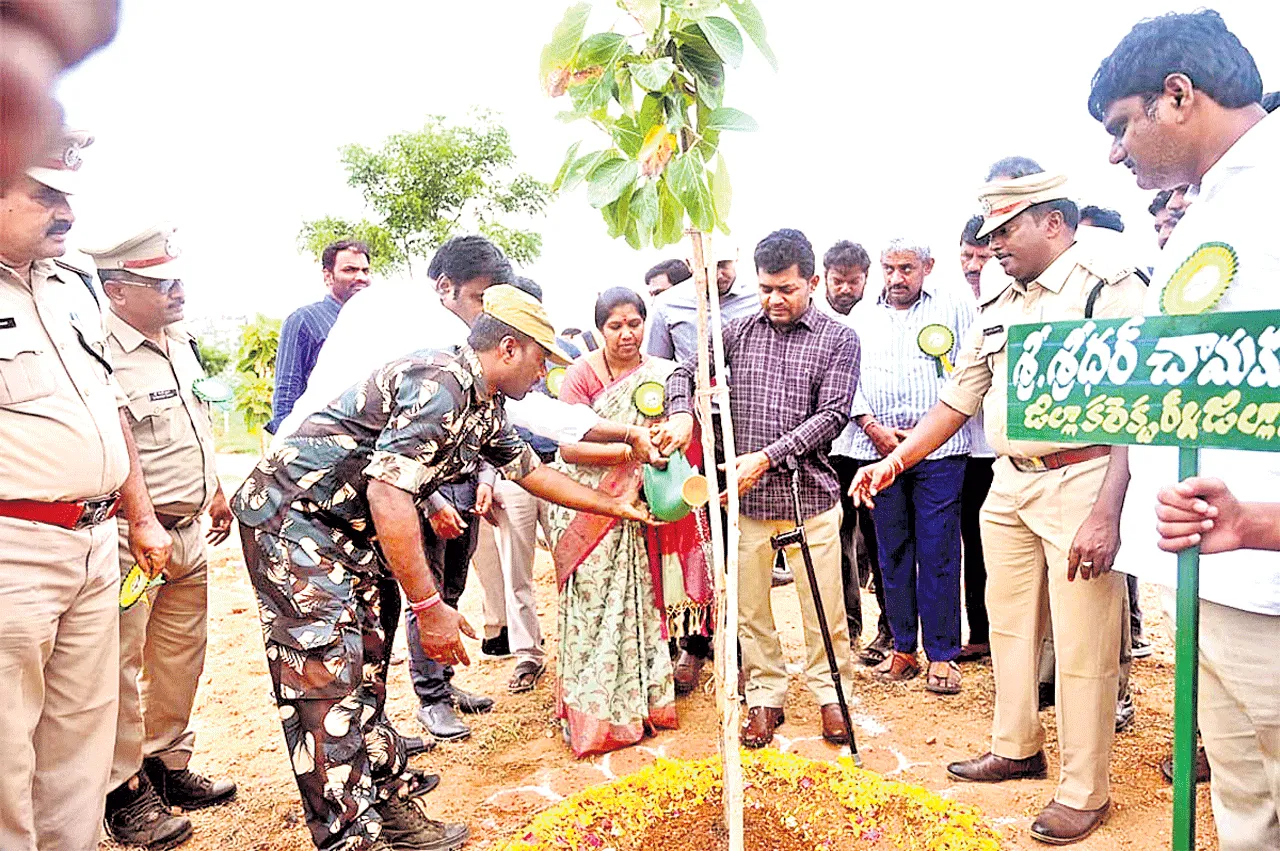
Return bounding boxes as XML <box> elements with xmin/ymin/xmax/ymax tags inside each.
<box><xmin>1010</xmin><ymin>445</ymin><xmax>1111</xmax><ymax>473</ymax></box>
<box><xmin>0</xmin><ymin>493</ymin><xmax>121</xmax><ymax>530</ymax></box>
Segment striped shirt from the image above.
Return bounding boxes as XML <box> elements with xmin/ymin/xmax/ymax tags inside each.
<box><xmin>844</xmin><ymin>281</ymin><xmax>976</xmax><ymax>461</ymax></box>
<box><xmin>667</xmin><ymin>305</ymin><xmax>860</xmax><ymax>521</ymax></box>
<box><xmin>268</xmin><ymin>294</ymin><xmax>342</xmax><ymax>433</ymax></box>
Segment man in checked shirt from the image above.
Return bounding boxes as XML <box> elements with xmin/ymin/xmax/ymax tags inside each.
<box><xmin>656</xmin><ymin>228</ymin><xmax>862</xmax><ymax>749</ymax></box>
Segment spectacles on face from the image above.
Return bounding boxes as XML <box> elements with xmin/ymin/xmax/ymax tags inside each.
<box><xmin>116</xmin><ymin>279</ymin><xmax>184</xmax><ymax>296</ymax></box>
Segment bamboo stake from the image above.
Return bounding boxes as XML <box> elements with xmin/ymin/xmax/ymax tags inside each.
<box><xmin>688</xmin><ymin>228</ymin><xmax>743</xmax><ymax>850</ymax></box>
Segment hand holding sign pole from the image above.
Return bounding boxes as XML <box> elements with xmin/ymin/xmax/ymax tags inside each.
<box><xmin>1007</xmin><ymin>309</ymin><xmax>1280</xmax><ymax>851</ymax></box>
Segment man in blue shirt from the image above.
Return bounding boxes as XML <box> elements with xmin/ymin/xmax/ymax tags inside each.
<box><xmin>267</xmin><ymin>239</ymin><xmax>370</xmax><ymax>433</ymax></box>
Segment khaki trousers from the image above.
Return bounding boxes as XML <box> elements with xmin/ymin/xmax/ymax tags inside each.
<box><xmin>1159</xmin><ymin>588</ymin><xmax>1280</xmax><ymax>851</ymax></box>
<box><xmin>110</xmin><ymin>518</ymin><xmax>209</xmax><ymax>787</ymax></box>
<box><xmin>0</xmin><ymin>516</ymin><xmax>120</xmax><ymax>851</ymax></box>
<box><xmin>981</xmin><ymin>455</ymin><xmax>1123</xmax><ymax>811</ymax></box>
<box><xmin>739</xmin><ymin>504</ymin><xmax>854</xmax><ymax>708</ymax></box>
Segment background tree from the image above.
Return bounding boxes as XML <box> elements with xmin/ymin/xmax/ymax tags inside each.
<box><xmin>232</xmin><ymin>314</ymin><xmax>281</xmax><ymax>449</ymax></box>
<box><xmin>299</xmin><ymin>112</ymin><xmax>551</xmax><ymax>276</ymax></box>
<box><xmin>195</xmin><ymin>337</ymin><xmax>233</xmax><ymax>377</ymax></box>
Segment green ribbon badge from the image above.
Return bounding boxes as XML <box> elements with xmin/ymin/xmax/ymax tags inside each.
<box><xmin>120</xmin><ymin>562</ymin><xmax>165</xmax><ymax>610</ymax></box>
<box><xmin>546</xmin><ymin>367</ymin><xmax>567</xmax><ymax>398</ymax></box>
<box><xmin>191</xmin><ymin>376</ymin><xmax>233</xmax><ymax>404</ymax></box>
<box><xmin>633</xmin><ymin>380</ymin><xmax>666</xmax><ymax>418</ymax></box>
<box><xmin>917</xmin><ymin>323</ymin><xmax>956</xmax><ymax>377</ymax></box>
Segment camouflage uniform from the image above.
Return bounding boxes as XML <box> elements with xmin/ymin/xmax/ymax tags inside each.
<box><xmin>232</xmin><ymin>346</ymin><xmax>538</xmax><ymax>850</ymax></box>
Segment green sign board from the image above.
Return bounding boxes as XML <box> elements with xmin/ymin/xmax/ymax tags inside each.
<box><xmin>1006</xmin><ymin>309</ymin><xmax>1280</xmax><ymax>452</ymax></box>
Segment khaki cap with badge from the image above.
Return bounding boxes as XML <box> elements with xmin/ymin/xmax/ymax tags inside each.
<box><xmin>83</xmin><ymin>224</ymin><xmax>185</xmax><ymax>281</ymax></box>
<box><xmin>27</xmin><ymin>129</ymin><xmax>94</xmax><ymax>195</ymax></box>
<box><xmin>976</xmin><ymin>172</ymin><xmax>1071</xmax><ymax>238</ymax></box>
<box><xmin>482</xmin><ymin>284</ymin><xmax>572</xmax><ymax>365</ymax></box>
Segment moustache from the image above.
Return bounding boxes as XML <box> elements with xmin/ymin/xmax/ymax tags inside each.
<box><xmin>45</xmin><ymin>221</ymin><xmax>72</xmax><ymax>237</ymax></box>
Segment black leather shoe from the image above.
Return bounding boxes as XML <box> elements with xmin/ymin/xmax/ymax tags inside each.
<box><xmin>448</xmin><ymin>683</ymin><xmax>495</xmax><ymax>714</ymax></box>
<box><xmin>480</xmin><ymin>627</ymin><xmax>512</xmax><ymax>659</ymax></box>
<box><xmin>104</xmin><ymin>772</ymin><xmax>193</xmax><ymax>850</ymax></box>
<box><xmin>418</xmin><ymin>702</ymin><xmax>471</xmax><ymax>741</ymax></box>
<box><xmin>144</xmin><ymin>757</ymin><xmax>236</xmax><ymax>811</ymax></box>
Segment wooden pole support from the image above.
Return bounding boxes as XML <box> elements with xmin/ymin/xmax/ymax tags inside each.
<box><xmin>688</xmin><ymin>229</ymin><xmax>744</xmax><ymax>851</ymax></box>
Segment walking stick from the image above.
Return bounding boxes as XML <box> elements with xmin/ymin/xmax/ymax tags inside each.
<box><xmin>770</xmin><ymin>464</ymin><xmax>861</xmax><ymax>766</ymax></box>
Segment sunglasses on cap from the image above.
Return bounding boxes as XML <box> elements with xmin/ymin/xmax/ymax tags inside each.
<box><xmin>114</xmin><ymin>279</ymin><xmax>184</xmax><ymax>296</ymax></box>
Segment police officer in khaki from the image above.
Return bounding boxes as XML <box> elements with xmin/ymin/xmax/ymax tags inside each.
<box><xmin>851</xmin><ymin>169</ymin><xmax>1146</xmax><ymax>845</ymax></box>
<box><xmin>85</xmin><ymin>224</ymin><xmax>238</xmax><ymax>849</ymax></box>
<box><xmin>0</xmin><ymin>132</ymin><xmax>172</xmax><ymax>851</ymax></box>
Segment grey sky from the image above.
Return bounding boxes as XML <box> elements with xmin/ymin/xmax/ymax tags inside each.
<box><xmin>55</xmin><ymin>1</ymin><xmax>1279</xmax><ymax>331</ymax></box>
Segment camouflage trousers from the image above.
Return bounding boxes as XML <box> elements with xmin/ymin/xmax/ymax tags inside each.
<box><xmin>240</xmin><ymin>524</ymin><xmax>429</xmax><ymax>851</ymax></box>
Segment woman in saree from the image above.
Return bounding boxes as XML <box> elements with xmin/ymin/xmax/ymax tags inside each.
<box><xmin>549</xmin><ymin>287</ymin><xmax>713</xmax><ymax>758</ymax></box>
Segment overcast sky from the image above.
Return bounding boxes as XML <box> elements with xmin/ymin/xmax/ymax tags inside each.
<box><xmin>55</xmin><ymin>1</ymin><xmax>1280</xmax><ymax>332</ymax></box>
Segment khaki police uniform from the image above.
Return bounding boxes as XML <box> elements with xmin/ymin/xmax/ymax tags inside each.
<box><xmin>85</xmin><ymin>227</ymin><xmax>222</xmax><ymax>789</ymax></box>
<box><xmin>0</xmin><ymin>132</ymin><xmax>132</xmax><ymax>851</ymax></box>
<box><xmin>939</xmin><ymin>175</ymin><xmax>1147</xmax><ymax>811</ymax></box>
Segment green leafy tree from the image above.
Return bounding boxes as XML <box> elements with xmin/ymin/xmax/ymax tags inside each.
<box><xmin>299</xmin><ymin>112</ymin><xmax>551</xmax><ymax>276</ymax></box>
<box><xmin>195</xmin><ymin>337</ymin><xmax>232</xmax><ymax>377</ymax></box>
<box><xmin>232</xmin><ymin>315</ymin><xmax>281</xmax><ymax>444</ymax></box>
<box><xmin>541</xmin><ymin>0</ymin><xmax>775</xmax><ymax>249</ymax></box>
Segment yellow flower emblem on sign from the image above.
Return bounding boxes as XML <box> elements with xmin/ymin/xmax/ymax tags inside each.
<box><xmin>1161</xmin><ymin>242</ymin><xmax>1237</xmax><ymax>316</ymax></box>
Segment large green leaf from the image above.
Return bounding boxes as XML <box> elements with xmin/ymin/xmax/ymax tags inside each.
<box><xmin>577</xmin><ymin>32</ymin><xmax>626</xmax><ymax>67</ymax></box>
<box><xmin>725</xmin><ymin>0</ymin><xmax>777</xmax><ymax>70</ymax></box>
<box><xmin>561</xmin><ymin>150</ymin><xmax>612</xmax><ymax>193</ymax></box>
<box><xmin>611</xmin><ymin>115</ymin><xmax>644</xmax><ymax>157</ymax></box>
<box><xmin>703</xmin><ymin>106</ymin><xmax>758</xmax><ymax>131</ymax></box>
<box><xmin>710</xmin><ymin>153</ymin><xmax>732</xmax><ymax>231</ymax></box>
<box><xmin>674</xmin><ymin>33</ymin><xmax>724</xmax><ymax>110</ymax></box>
<box><xmin>656</xmin><ymin>179</ymin><xmax>685</xmax><ymax>247</ymax></box>
<box><xmin>666</xmin><ymin>148</ymin><xmax>704</xmax><ymax>198</ymax></box>
<box><xmin>699</xmin><ymin>17</ymin><xmax>744</xmax><ymax>68</ymax></box>
<box><xmin>622</xmin><ymin>0</ymin><xmax>662</xmax><ymax>36</ymax></box>
<box><xmin>550</xmin><ymin>140</ymin><xmax>582</xmax><ymax>191</ymax></box>
<box><xmin>603</xmin><ymin>183</ymin><xmax>634</xmax><ymax>238</ymax></box>
<box><xmin>587</xmin><ymin>158</ymin><xmax>640</xmax><ymax>208</ymax></box>
<box><xmin>631</xmin><ymin>181</ymin><xmax>660</xmax><ymax>235</ymax></box>
<box><xmin>631</xmin><ymin>57</ymin><xmax>677</xmax><ymax>92</ymax></box>
<box><xmin>660</xmin><ymin>0</ymin><xmax>721</xmax><ymax>18</ymax></box>
<box><xmin>638</xmin><ymin>93</ymin><xmax>666</xmax><ymax>136</ymax></box>
<box><xmin>568</xmin><ymin>67</ymin><xmax>615</xmax><ymax>113</ymax></box>
<box><xmin>539</xmin><ymin>3</ymin><xmax>592</xmax><ymax>84</ymax></box>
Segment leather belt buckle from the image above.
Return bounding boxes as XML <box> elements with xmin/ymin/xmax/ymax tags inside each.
<box><xmin>75</xmin><ymin>493</ymin><xmax>121</xmax><ymax>530</ymax></box>
<box><xmin>1012</xmin><ymin>456</ymin><xmax>1049</xmax><ymax>473</ymax></box>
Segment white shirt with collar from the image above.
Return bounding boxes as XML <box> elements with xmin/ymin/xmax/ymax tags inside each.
<box><xmin>1116</xmin><ymin>111</ymin><xmax>1280</xmax><ymax>615</ymax></box>
<box><xmin>273</xmin><ymin>280</ymin><xmax>600</xmax><ymax>447</ymax></box>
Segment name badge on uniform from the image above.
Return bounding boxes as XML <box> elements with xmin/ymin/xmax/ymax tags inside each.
<box><xmin>0</xmin><ymin>318</ymin><xmax>15</xmax><ymax>330</ymax></box>
<box><xmin>149</xmin><ymin>388</ymin><xmax>179</xmax><ymax>402</ymax></box>
<box><xmin>983</xmin><ymin>325</ymin><xmax>1004</xmax><ymax>336</ymax></box>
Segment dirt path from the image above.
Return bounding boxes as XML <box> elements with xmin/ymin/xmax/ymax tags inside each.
<box><xmin>105</xmin><ymin>461</ymin><xmax>1217</xmax><ymax>850</ymax></box>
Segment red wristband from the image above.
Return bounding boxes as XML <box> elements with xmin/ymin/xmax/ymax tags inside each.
<box><xmin>409</xmin><ymin>593</ymin><xmax>442</xmax><ymax>615</ymax></box>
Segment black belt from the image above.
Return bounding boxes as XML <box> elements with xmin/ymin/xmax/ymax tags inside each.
<box><xmin>155</xmin><ymin>512</ymin><xmax>199</xmax><ymax>530</ymax></box>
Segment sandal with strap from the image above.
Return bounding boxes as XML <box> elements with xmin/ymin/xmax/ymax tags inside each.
<box><xmin>925</xmin><ymin>660</ymin><xmax>962</xmax><ymax>694</ymax></box>
<box><xmin>874</xmin><ymin>651</ymin><xmax>920</xmax><ymax>682</ymax></box>
<box><xmin>507</xmin><ymin>659</ymin><xmax>546</xmax><ymax>694</ymax></box>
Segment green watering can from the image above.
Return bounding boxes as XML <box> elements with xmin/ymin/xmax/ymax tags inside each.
<box><xmin>642</xmin><ymin>450</ymin><xmax>710</xmax><ymax>522</ymax></box>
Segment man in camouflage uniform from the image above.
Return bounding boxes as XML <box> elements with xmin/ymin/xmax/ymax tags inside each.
<box><xmin>232</xmin><ymin>286</ymin><xmax>651</xmax><ymax>851</ymax></box>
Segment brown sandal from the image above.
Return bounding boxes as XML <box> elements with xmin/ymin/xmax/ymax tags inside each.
<box><xmin>874</xmin><ymin>651</ymin><xmax>920</xmax><ymax>682</ymax></box>
<box><xmin>508</xmin><ymin>660</ymin><xmax>546</xmax><ymax>694</ymax></box>
<box><xmin>926</xmin><ymin>661</ymin><xmax>962</xmax><ymax>694</ymax></box>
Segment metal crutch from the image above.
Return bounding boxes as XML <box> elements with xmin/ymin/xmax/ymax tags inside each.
<box><xmin>769</xmin><ymin>464</ymin><xmax>861</xmax><ymax>766</ymax></box>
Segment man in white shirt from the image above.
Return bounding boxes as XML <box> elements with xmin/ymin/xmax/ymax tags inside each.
<box><xmin>1090</xmin><ymin>11</ymin><xmax>1279</xmax><ymax>849</ymax></box>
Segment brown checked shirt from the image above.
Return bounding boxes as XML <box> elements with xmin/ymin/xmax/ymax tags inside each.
<box><xmin>0</xmin><ymin>259</ymin><xmax>129</xmax><ymax>502</ymax></box>
<box><xmin>106</xmin><ymin>311</ymin><xmax>218</xmax><ymax>516</ymax></box>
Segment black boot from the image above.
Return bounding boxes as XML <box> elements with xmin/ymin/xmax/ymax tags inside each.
<box><xmin>104</xmin><ymin>771</ymin><xmax>193</xmax><ymax>850</ymax></box>
<box><xmin>378</xmin><ymin>793</ymin><xmax>470</xmax><ymax>850</ymax></box>
<box><xmin>143</xmin><ymin>756</ymin><xmax>237</xmax><ymax>811</ymax></box>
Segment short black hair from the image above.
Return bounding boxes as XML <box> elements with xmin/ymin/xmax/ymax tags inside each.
<box><xmin>960</xmin><ymin>215</ymin><xmax>989</xmax><ymax>247</ymax></box>
<box><xmin>322</xmin><ymin>239</ymin><xmax>370</xmax><ymax>272</ymax></box>
<box><xmin>512</xmin><ymin>275</ymin><xmax>543</xmax><ymax>302</ymax></box>
<box><xmin>468</xmin><ymin>313</ymin><xmax>533</xmax><ymax>351</ymax></box>
<box><xmin>1027</xmin><ymin>199</ymin><xmax>1081</xmax><ymax>231</ymax></box>
<box><xmin>593</xmin><ymin>287</ymin><xmax>647</xmax><ymax>330</ymax></box>
<box><xmin>822</xmin><ymin>240</ymin><xmax>870</xmax><ymax>273</ymax></box>
<box><xmin>644</xmin><ymin>259</ymin><xmax>692</xmax><ymax>287</ymax></box>
<box><xmin>1263</xmin><ymin>91</ymin><xmax>1280</xmax><ymax>114</ymax></box>
<box><xmin>754</xmin><ymin>229</ymin><xmax>815</xmax><ymax>280</ymax></box>
<box><xmin>1088</xmin><ymin>10</ymin><xmax>1262</xmax><ymax>122</ymax></box>
<box><xmin>427</xmin><ymin>235</ymin><xmax>513</xmax><ymax>292</ymax></box>
<box><xmin>1080</xmin><ymin>205</ymin><xmax>1125</xmax><ymax>233</ymax></box>
<box><xmin>1149</xmin><ymin>189</ymin><xmax>1174</xmax><ymax>216</ymax></box>
<box><xmin>986</xmin><ymin>157</ymin><xmax>1043</xmax><ymax>181</ymax></box>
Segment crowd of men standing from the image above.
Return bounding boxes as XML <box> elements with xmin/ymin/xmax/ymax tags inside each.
<box><xmin>1</xmin><ymin>7</ymin><xmax>1279</xmax><ymax>851</ymax></box>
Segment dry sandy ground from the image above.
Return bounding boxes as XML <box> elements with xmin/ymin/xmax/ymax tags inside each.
<box><xmin>103</xmin><ymin>457</ymin><xmax>1218</xmax><ymax>850</ymax></box>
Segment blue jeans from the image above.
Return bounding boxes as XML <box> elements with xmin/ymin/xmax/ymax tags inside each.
<box><xmin>871</xmin><ymin>455</ymin><xmax>965</xmax><ymax>662</ymax></box>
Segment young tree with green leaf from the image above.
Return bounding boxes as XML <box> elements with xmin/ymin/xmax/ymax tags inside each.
<box><xmin>232</xmin><ymin>314</ymin><xmax>281</xmax><ymax>450</ymax></box>
<box><xmin>299</xmin><ymin>112</ymin><xmax>551</xmax><ymax>276</ymax></box>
